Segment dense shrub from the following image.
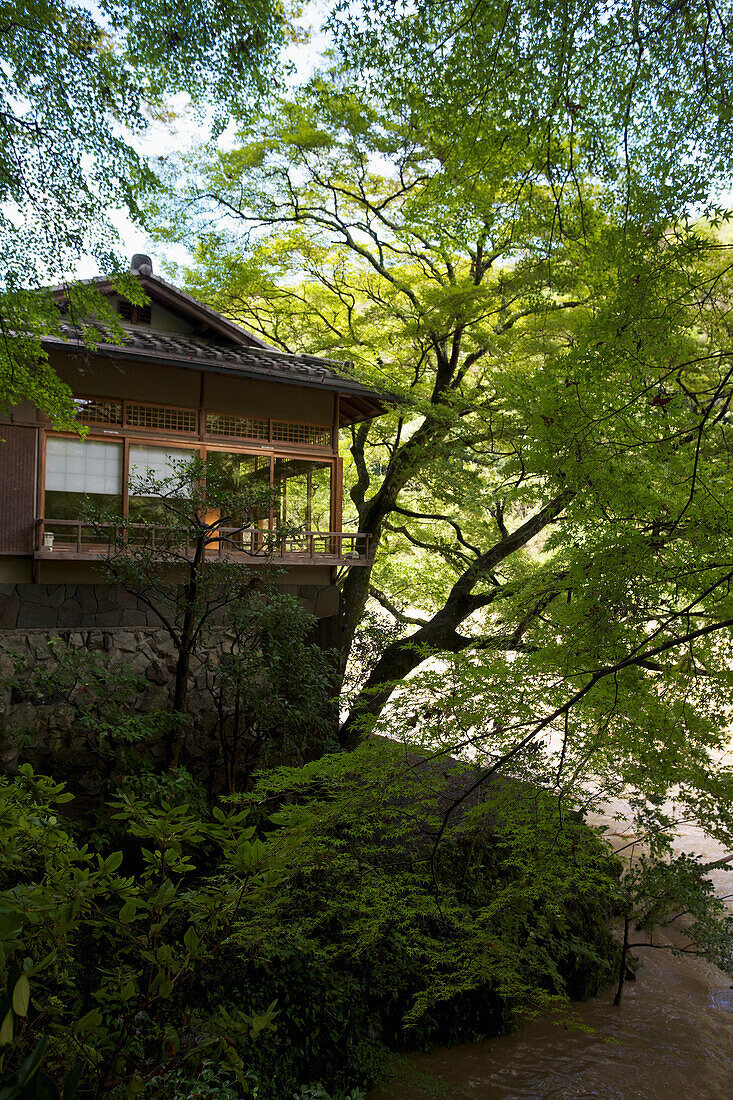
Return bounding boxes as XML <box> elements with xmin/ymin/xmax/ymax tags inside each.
<box><xmin>205</xmin><ymin>742</ymin><xmax>621</xmax><ymax>1097</ymax></box>
<box><xmin>0</xmin><ymin>749</ymin><xmax>621</xmax><ymax>1098</ymax></box>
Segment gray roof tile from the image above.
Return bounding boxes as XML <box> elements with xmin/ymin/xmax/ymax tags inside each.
<box><xmin>43</xmin><ymin>322</ymin><xmax>381</xmax><ymax>404</ymax></box>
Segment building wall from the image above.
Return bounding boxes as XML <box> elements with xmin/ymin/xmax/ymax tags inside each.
<box><xmin>0</xmin><ymin>339</ymin><xmax>346</xmax><ymax>789</ymax></box>
<box><xmin>0</xmin><ymin>558</ymin><xmax>335</xmax><ymax>586</ymax></box>
<box><xmin>0</xmin><ymin>425</ymin><xmax>37</xmax><ymax>553</ymax></box>
<box><xmin>0</xmin><ymin>581</ymin><xmax>342</xmax><ymax>794</ymax></box>
<box><xmin>0</xmin><ymin>346</ymin><xmax>340</xmax><ymax>562</ymax></box>
<box><xmin>0</xmin><ymin>581</ymin><xmax>339</xmax><ymax>630</ymax></box>
<box><xmin>45</xmin><ymin>350</ymin><xmax>335</xmax><ymax>426</ymax></box>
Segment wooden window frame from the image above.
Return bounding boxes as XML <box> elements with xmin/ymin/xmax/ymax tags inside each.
<box><xmin>125</xmin><ymin>402</ymin><xmax>198</xmax><ymax>435</ymax></box>
<box><xmin>43</xmin><ymin>388</ymin><xmax>345</xmax><ymax>551</ymax></box>
<box><xmin>41</xmin><ymin>429</ymin><xmax>339</xmax><ymax>532</ymax></box>
<box><xmin>205</xmin><ymin>406</ymin><xmax>333</xmax><ymax>452</ymax></box>
<box><xmin>73</xmin><ymin>394</ymin><xmax>335</xmax><ymax>453</ymax></box>
<box><xmin>73</xmin><ymin>397</ymin><xmax>123</xmax><ymax>427</ymax></box>
<box><xmin>118</xmin><ymin>300</ymin><xmax>152</xmax><ymax>325</ymax></box>
<box><xmin>74</xmin><ymin>395</ymin><xmax>199</xmax><ymax>437</ymax></box>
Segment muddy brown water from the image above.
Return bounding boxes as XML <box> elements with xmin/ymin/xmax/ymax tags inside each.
<box><xmin>370</xmin><ymin>948</ymin><xmax>733</xmax><ymax>1100</ymax></box>
<box><xmin>369</xmin><ymin>804</ymin><xmax>733</xmax><ymax>1100</ymax></box>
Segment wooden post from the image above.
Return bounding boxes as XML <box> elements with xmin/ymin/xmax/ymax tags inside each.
<box><xmin>265</xmin><ymin>454</ymin><xmax>272</xmax><ymax>538</ymax></box>
<box><xmin>332</xmin><ymin>393</ymin><xmax>340</xmax><ymax>452</ymax></box>
<box><xmin>332</xmin><ymin>457</ymin><xmax>343</xmax><ymax>554</ymax></box>
<box><xmin>122</xmin><ymin>437</ymin><xmax>130</xmax><ymax>520</ymax></box>
<box><xmin>199</xmin><ymin>371</ymin><xmax>206</xmax><ymax>439</ymax></box>
<box><xmin>36</xmin><ymin>428</ymin><xmax>44</xmax><ymax>532</ymax></box>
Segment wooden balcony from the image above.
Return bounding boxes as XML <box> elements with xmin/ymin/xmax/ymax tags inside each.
<box><xmin>34</xmin><ymin>519</ymin><xmax>371</xmax><ymax>566</ymax></box>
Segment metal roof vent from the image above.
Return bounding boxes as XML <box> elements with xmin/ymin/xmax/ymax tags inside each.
<box><xmin>131</xmin><ymin>254</ymin><xmax>153</xmax><ymax>276</ymax></box>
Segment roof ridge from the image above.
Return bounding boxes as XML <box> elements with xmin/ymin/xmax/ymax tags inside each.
<box><xmin>48</xmin><ymin>272</ymin><xmax>276</xmax><ymax>352</ymax></box>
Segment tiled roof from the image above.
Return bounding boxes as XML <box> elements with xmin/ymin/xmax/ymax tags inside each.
<box><xmin>46</xmin><ymin>269</ymin><xmax>387</xmax><ymax>423</ymax></box>
<box><xmin>42</xmin><ymin>322</ymin><xmax>385</xmax><ymax>422</ymax></box>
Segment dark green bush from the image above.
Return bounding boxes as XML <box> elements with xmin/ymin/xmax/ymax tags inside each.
<box><xmin>0</xmin><ymin>747</ymin><xmax>621</xmax><ymax>1099</ymax></box>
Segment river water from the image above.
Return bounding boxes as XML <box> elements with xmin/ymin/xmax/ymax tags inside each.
<box><xmin>369</xmin><ymin>805</ymin><xmax>733</xmax><ymax>1100</ymax></box>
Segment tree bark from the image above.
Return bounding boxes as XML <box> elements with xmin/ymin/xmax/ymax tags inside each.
<box><xmin>339</xmin><ymin>488</ymin><xmax>573</xmax><ymax>748</ymax></box>
<box><xmin>613</xmin><ymin>913</ymin><xmax>631</xmax><ymax>1007</ymax></box>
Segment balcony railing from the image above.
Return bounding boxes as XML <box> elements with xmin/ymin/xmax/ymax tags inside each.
<box><xmin>34</xmin><ymin>519</ymin><xmax>371</xmax><ymax>565</ymax></box>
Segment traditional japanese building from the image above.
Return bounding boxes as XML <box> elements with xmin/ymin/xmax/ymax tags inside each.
<box><xmin>0</xmin><ymin>255</ymin><xmax>384</xmax><ymax>646</ymax></box>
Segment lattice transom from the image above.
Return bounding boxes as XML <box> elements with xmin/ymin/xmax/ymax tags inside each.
<box><xmin>272</xmin><ymin>420</ymin><xmax>331</xmax><ymax>447</ymax></box>
<box><xmin>75</xmin><ymin>399</ymin><xmax>123</xmax><ymax>426</ymax></box>
<box><xmin>205</xmin><ymin>413</ymin><xmax>269</xmax><ymax>440</ymax></box>
<box><xmin>125</xmin><ymin>404</ymin><xmax>198</xmax><ymax>433</ymax></box>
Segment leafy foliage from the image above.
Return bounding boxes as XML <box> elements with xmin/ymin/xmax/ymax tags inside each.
<box><xmin>161</xmin><ymin>78</ymin><xmax>733</xmax><ymax>1036</ymax></box>
<box><xmin>0</xmin><ymin>0</ymin><xmax>286</xmax><ymax>420</ymax></box>
<box><xmin>172</xmin><ymin>82</ymin><xmax>733</xmax><ymax>772</ymax></box>
<box><xmin>2</xmin><ymin>743</ymin><xmax>731</xmax><ymax>1096</ymax></box>
<box><xmin>216</xmin><ymin>741</ymin><xmax>622</xmax><ymax>1098</ymax></box>
<box><xmin>0</xmin><ymin>757</ymin><xmax>619</xmax><ymax>1098</ymax></box>
<box><xmin>0</xmin><ymin>766</ymin><xmax>274</xmax><ymax>1097</ymax></box>
<box><xmin>329</xmin><ymin>0</ymin><xmax>733</xmax><ymax>225</ymax></box>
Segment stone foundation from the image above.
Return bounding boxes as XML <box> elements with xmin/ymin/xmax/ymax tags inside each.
<box><xmin>0</xmin><ymin>582</ymin><xmax>340</xmax><ymax>630</ymax></box>
<box><xmin>0</xmin><ymin>582</ymin><xmax>342</xmax><ymax>793</ymax></box>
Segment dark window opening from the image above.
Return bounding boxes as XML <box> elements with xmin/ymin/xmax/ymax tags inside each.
<box><xmin>118</xmin><ymin>299</ymin><xmax>152</xmax><ymax>325</ymax></box>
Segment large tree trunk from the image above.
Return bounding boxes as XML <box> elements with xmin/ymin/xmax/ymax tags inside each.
<box><xmin>339</xmin><ymin>544</ymin><xmax>378</xmax><ymax>676</ymax></box>
<box><xmin>338</xmin><ymin>614</ymin><xmax>473</xmax><ymax>749</ymax></box>
<box><xmin>338</xmin><ymin>489</ymin><xmax>574</xmax><ymax>749</ymax></box>
<box><xmin>338</xmin><ymin>413</ymin><xmax>454</xmax><ymax>673</ymax></box>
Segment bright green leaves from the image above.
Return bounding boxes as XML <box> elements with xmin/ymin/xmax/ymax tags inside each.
<box><xmin>11</xmin><ymin>976</ymin><xmax>29</xmax><ymax>1019</ymax></box>
<box><xmin>243</xmin><ymin>1000</ymin><xmax>278</xmax><ymax>1039</ymax></box>
<box><xmin>329</xmin><ymin>0</ymin><xmax>733</xmax><ymax>229</ymax></box>
<box><xmin>118</xmin><ymin>899</ymin><xmax>137</xmax><ymax>924</ymax></box>
<box><xmin>156</xmin><ymin>11</ymin><xmax>733</xmax><ymax>982</ymax></box>
<box><xmin>0</xmin><ymin>767</ymin><xmax>276</xmax><ymax>1096</ymax></box>
<box><xmin>73</xmin><ymin>1008</ymin><xmax>103</xmax><ymax>1035</ymax></box>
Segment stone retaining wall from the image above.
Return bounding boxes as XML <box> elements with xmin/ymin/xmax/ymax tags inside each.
<box><xmin>0</xmin><ymin>582</ymin><xmax>340</xmax><ymax>629</ymax></box>
<box><xmin>0</xmin><ymin>582</ymin><xmax>341</xmax><ymax>793</ymax></box>
<box><xmin>0</xmin><ymin>627</ymin><xmax>183</xmax><ymax>781</ymax></box>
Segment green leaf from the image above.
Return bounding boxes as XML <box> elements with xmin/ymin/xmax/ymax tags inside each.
<box><xmin>0</xmin><ymin>1010</ymin><xmax>13</xmax><ymax>1047</ymax></box>
<box><xmin>63</xmin><ymin>1062</ymin><xmax>84</xmax><ymax>1096</ymax></box>
<box><xmin>119</xmin><ymin>978</ymin><xmax>136</xmax><ymax>1002</ymax></box>
<box><xmin>119</xmin><ymin>900</ymin><xmax>137</xmax><ymax>923</ymax></box>
<box><xmin>12</xmin><ymin>974</ymin><xmax>29</xmax><ymax>1017</ymax></box>
<box><xmin>58</xmin><ymin>903</ymin><xmax>75</xmax><ymax>930</ymax></box>
<box><xmin>125</xmin><ymin>1074</ymin><xmax>145</xmax><ymax>1099</ymax></box>
<box><xmin>103</xmin><ymin>851</ymin><xmax>124</xmax><ymax>873</ymax></box>
<box><xmin>0</xmin><ymin>912</ymin><xmax>23</xmax><ymax>940</ymax></box>
<box><xmin>183</xmin><ymin>926</ymin><xmax>199</xmax><ymax>954</ymax></box>
<box><xmin>73</xmin><ymin>1008</ymin><xmax>103</xmax><ymax>1033</ymax></box>
<box><xmin>17</xmin><ymin>1036</ymin><xmax>48</xmax><ymax>1086</ymax></box>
